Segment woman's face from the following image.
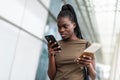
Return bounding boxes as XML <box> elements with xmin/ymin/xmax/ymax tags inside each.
<box><xmin>57</xmin><ymin>16</ymin><xmax>76</xmax><ymax>40</ymax></box>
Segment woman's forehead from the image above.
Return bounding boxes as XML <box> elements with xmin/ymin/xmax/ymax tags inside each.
<box><xmin>57</xmin><ymin>16</ymin><xmax>72</xmax><ymax>23</ymax></box>
<box><xmin>57</xmin><ymin>18</ymin><xmax>71</xmax><ymax>25</ymax></box>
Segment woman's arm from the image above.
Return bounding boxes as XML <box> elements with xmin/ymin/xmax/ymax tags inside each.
<box><xmin>86</xmin><ymin>60</ymin><xmax>96</xmax><ymax>80</ymax></box>
<box><xmin>47</xmin><ymin>41</ymin><xmax>61</xmax><ymax>80</ymax></box>
<box><xmin>48</xmin><ymin>55</ymin><xmax>56</xmax><ymax>80</ymax></box>
<box><xmin>76</xmin><ymin>53</ymin><xmax>96</xmax><ymax>80</ymax></box>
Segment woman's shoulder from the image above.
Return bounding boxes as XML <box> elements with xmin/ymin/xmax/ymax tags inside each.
<box><xmin>79</xmin><ymin>39</ymin><xmax>92</xmax><ymax>47</ymax></box>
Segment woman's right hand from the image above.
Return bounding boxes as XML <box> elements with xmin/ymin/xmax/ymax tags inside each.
<box><xmin>48</xmin><ymin>40</ymin><xmax>61</xmax><ymax>56</ymax></box>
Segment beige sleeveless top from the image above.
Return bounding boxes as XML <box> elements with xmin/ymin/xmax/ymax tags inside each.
<box><xmin>54</xmin><ymin>39</ymin><xmax>93</xmax><ymax>80</ymax></box>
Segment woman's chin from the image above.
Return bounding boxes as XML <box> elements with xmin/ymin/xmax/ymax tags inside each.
<box><xmin>62</xmin><ymin>37</ymin><xmax>69</xmax><ymax>40</ymax></box>
<box><xmin>62</xmin><ymin>36</ymin><xmax>66</xmax><ymax>40</ymax></box>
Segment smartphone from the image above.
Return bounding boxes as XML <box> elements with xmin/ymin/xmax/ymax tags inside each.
<box><xmin>45</xmin><ymin>35</ymin><xmax>61</xmax><ymax>50</ymax></box>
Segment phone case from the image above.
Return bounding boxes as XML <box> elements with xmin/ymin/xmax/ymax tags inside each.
<box><xmin>45</xmin><ymin>35</ymin><xmax>57</xmax><ymax>43</ymax></box>
<box><xmin>80</xmin><ymin>52</ymin><xmax>94</xmax><ymax>59</ymax></box>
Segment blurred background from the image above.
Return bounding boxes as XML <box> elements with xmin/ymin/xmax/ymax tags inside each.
<box><xmin>0</xmin><ymin>0</ymin><xmax>120</xmax><ymax>80</ymax></box>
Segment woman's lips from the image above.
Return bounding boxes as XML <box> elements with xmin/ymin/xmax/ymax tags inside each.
<box><xmin>61</xmin><ymin>34</ymin><xmax>66</xmax><ymax>37</ymax></box>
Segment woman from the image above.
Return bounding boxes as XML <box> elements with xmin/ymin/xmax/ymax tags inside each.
<box><xmin>47</xmin><ymin>4</ymin><xmax>96</xmax><ymax>80</ymax></box>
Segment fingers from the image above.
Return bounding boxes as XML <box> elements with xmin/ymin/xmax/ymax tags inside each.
<box><xmin>47</xmin><ymin>40</ymin><xmax>53</xmax><ymax>47</ymax></box>
<box><xmin>48</xmin><ymin>41</ymin><xmax>60</xmax><ymax>48</ymax></box>
<box><xmin>82</xmin><ymin>55</ymin><xmax>92</xmax><ymax>60</ymax></box>
<box><xmin>75</xmin><ymin>55</ymin><xmax>93</xmax><ymax>66</ymax></box>
<box><xmin>47</xmin><ymin>40</ymin><xmax>61</xmax><ymax>54</ymax></box>
<box><xmin>54</xmin><ymin>45</ymin><xmax>61</xmax><ymax>51</ymax></box>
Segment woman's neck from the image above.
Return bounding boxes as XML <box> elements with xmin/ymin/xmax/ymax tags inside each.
<box><xmin>70</xmin><ymin>36</ymin><xmax>79</xmax><ymax>40</ymax></box>
<box><xmin>64</xmin><ymin>35</ymin><xmax>79</xmax><ymax>41</ymax></box>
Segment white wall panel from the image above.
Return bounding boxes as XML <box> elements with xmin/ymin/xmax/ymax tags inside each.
<box><xmin>0</xmin><ymin>0</ymin><xmax>26</xmax><ymax>25</ymax></box>
<box><xmin>10</xmin><ymin>31</ymin><xmax>42</xmax><ymax>80</ymax></box>
<box><xmin>40</xmin><ymin>0</ymin><xmax>50</xmax><ymax>8</ymax></box>
<box><xmin>21</xmin><ymin>0</ymin><xmax>50</xmax><ymax>38</ymax></box>
<box><xmin>0</xmin><ymin>20</ymin><xmax>19</xmax><ymax>80</ymax></box>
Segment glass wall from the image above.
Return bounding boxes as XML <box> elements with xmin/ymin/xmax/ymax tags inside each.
<box><xmin>0</xmin><ymin>0</ymin><xmax>49</xmax><ymax>80</ymax></box>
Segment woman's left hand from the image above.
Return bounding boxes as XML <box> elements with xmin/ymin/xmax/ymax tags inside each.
<box><xmin>75</xmin><ymin>52</ymin><xmax>96</xmax><ymax>80</ymax></box>
<box><xmin>75</xmin><ymin>54</ymin><xmax>94</xmax><ymax>68</ymax></box>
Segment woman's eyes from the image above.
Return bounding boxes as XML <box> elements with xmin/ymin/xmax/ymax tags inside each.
<box><xmin>63</xmin><ymin>24</ymin><xmax>69</xmax><ymax>28</ymax></box>
<box><xmin>58</xmin><ymin>24</ymin><xmax>69</xmax><ymax>29</ymax></box>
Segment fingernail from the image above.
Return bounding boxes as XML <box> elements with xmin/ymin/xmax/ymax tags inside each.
<box><xmin>78</xmin><ymin>58</ymin><xmax>81</xmax><ymax>60</ymax></box>
<box><xmin>59</xmin><ymin>50</ymin><xmax>61</xmax><ymax>53</ymax></box>
<box><xmin>89</xmin><ymin>57</ymin><xmax>92</xmax><ymax>60</ymax></box>
<box><xmin>77</xmin><ymin>60</ymin><xmax>79</xmax><ymax>62</ymax></box>
<box><xmin>58</xmin><ymin>46</ymin><xmax>60</xmax><ymax>48</ymax></box>
<box><xmin>83</xmin><ymin>55</ymin><xmax>86</xmax><ymax>57</ymax></box>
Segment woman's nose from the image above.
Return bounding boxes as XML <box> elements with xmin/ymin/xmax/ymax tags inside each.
<box><xmin>59</xmin><ymin>27</ymin><xmax>65</xmax><ymax>32</ymax></box>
